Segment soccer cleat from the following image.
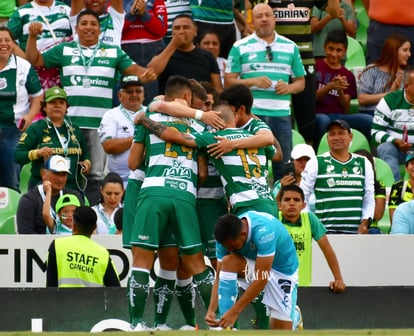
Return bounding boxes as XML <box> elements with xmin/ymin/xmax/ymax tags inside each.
<box><xmin>130</xmin><ymin>322</ymin><xmax>151</xmax><ymax>332</ymax></box>
<box><xmin>153</xmin><ymin>324</ymin><xmax>172</xmax><ymax>331</ymax></box>
<box><xmin>179</xmin><ymin>324</ymin><xmax>198</xmax><ymax>331</ymax></box>
<box><xmin>293</xmin><ymin>305</ymin><xmax>304</xmax><ymax>330</ymax></box>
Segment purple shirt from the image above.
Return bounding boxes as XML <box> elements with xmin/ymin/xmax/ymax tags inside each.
<box><xmin>315</xmin><ymin>58</ymin><xmax>357</xmax><ymax>114</ymax></box>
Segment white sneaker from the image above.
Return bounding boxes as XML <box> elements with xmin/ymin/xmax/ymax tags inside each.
<box><xmin>179</xmin><ymin>324</ymin><xmax>198</xmax><ymax>331</ymax></box>
<box><xmin>209</xmin><ymin>326</ymin><xmax>237</xmax><ymax>331</ymax></box>
<box><xmin>153</xmin><ymin>324</ymin><xmax>172</xmax><ymax>331</ymax></box>
<box><xmin>293</xmin><ymin>305</ymin><xmax>304</xmax><ymax>330</ymax></box>
<box><xmin>130</xmin><ymin>322</ymin><xmax>151</xmax><ymax>332</ymax></box>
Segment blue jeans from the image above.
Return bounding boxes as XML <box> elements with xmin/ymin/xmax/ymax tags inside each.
<box><xmin>315</xmin><ymin>113</ymin><xmax>373</xmax><ymax>145</ymax></box>
<box><xmin>122</xmin><ymin>40</ymin><xmax>165</xmax><ymax>105</ymax></box>
<box><xmin>257</xmin><ymin>115</ymin><xmax>292</xmax><ymax>181</ymax></box>
<box><xmin>377</xmin><ymin>142</ymin><xmax>406</xmax><ymax>181</ymax></box>
<box><xmin>0</xmin><ymin>126</ymin><xmax>21</xmax><ymax>191</ymax></box>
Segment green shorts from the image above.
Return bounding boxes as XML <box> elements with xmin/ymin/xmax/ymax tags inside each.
<box><xmin>130</xmin><ymin>195</ymin><xmax>202</xmax><ymax>255</ymax></box>
<box><xmin>122</xmin><ymin>178</ymin><xmax>142</xmax><ymax>249</ymax></box>
<box><xmin>196</xmin><ymin>197</ymin><xmax>228</xmax><ymax>259</ymax></box>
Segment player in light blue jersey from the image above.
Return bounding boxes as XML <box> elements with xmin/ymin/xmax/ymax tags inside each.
<box><xmin>205</xmin><ymin>211</ymin><xmax>299</xmax><ymax>330</ymax></box>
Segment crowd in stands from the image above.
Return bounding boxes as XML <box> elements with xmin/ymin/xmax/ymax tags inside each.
<box><xmin>2</xmin><ymin>0</ymin><xmax>414</xmax><ymax>331</ymax></box>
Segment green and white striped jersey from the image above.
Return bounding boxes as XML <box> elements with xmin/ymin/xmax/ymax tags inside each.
<box><xmin>226</xmin><ymin>32</ymin><xmax>305</xmax><ymax>117</ymax></box>
<box><xmin>194</xmin><ymin>128</ymin><xmax>275</xmax><ymax>213</ymax></box>
<box><xmin>301</xmin><ymin>152</ymin><xmax>375</xmax><ymax>233</ymax></box>
<box><xmin>189</xmin><ymin>0</ymin><xmax>234</xmax><ymax>24</ymax></box>
<box><xmin>42</xmin><ymin>41</ymin><xmax>134</xmax><ymax>129</ymax></box>
<box><xmin>134</xmin><ymin>112</ymin><xmax>206</xmax><ymax>203</ymax></box>
<box><xmin>7</xmin><ymin>1</ymin><xmax>72</xmax><ymax>52</ymax></box>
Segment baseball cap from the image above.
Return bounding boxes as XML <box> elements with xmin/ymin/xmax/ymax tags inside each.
<box><xmin>44</xmin><ymin>155</ymin><xmax>71</xmax><ymax>174</ymax></box>
<box><xmin>120</xmin><ymin>75</ymin><xmax>142</xmax><ymax>89</ymax></box>
<box><xmin>55</xmin><ymin>194</ymin><xmax>81</xmax><ymax>213</ymax></box>
<box><xmin>327</xmin><ymin>119</ymin><xmax>351</xmax><ymax>132</ymax></box>
<box><xmin>406</xmin><ymin>151</ymin><xmax>414</xmax><ymax>164</ymax></box>
<box><xmin>45</xmin><ymin>86</ymin><xmax>67</xmax><ymax>103</ymax></box>
<box><xmin>291</xmin><ymin>144</ymin><xmax>316</xmax><ymax>160</ymax></box>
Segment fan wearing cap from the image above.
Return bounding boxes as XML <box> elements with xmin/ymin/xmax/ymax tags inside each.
<box><xmin>272</xmin><ymin>144</ymin><xmax>316</xmax><ymax>211</ymax></box>
<box><xmin>43</xmin><ymin>193</ymin><xmax>81</xmax><ymax>234</ymax></box>
<box><xmin>388</xmin><ymin>152</ymin><xmax>414</xmax><ymax>225</ymax></box>
<box><xmin>300</xmin><ymin>119</ymin><xmax>375</xmax><ymax>234</ymax></box>
<box><xmin>15</xmin><ymin>86</ymin><xmax>91</xmax><ymax>194</ymax></box>
<box><xmin>98</xmin><ymin>76</ymin><xmax>146</xmax><ymax>186</ymax></box>
<box><xmin>16</xmin><ymin>155</ymin><xmax>85</xmax><ymax>234</ymax></box>
<box><xmin>25</xmin><ymin>9</ymin><xmax>158</xmax><ymax>205</ymax></box>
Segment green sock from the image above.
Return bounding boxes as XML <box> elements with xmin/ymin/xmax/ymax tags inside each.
<box><xmin>251</xmin><ymin>290</ymin><xmax>269</xmax><ymax>329</ymax></box>
<box><xmin>193</xmin><ymin>267</ymin><xmax>214</xmax><ymax>309</ymax></box>
<box><xmin>153</xmin><ymin>269</ymin><xmax>176</xmax><ymax>327</ymax></box>
<box><xmin>127</xmin><ymin>268</ymin><xmax>150</xmax><ymax>327</ymax></box>
<box><xmin>176</xmin><ymin>277</ymin><xmax>196</xmax><ymax>326</ymax></box>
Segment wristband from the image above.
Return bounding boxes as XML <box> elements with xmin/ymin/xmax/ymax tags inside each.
<box><xmin>194</xmin><ymin>109</ymin><xmax>203</xmax><ymax>120</ymax></box>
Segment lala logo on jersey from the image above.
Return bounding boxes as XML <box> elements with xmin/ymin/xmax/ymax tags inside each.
<box><xmin>163</xmin><ymin>160</ymin><xmax>191</xmax><ymax>180</ymax></box>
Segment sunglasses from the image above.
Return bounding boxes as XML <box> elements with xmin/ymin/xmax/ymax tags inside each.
<box><xmin>266</xmin><ymin>45</ymin><xmax>273</xmax><ymax>62</ymax></box>
<box><xmin>123</xmin><ymin>88</ymin><xmax>143</xmax><ymax>94</ymax></box>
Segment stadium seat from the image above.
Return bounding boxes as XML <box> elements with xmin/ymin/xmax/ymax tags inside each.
<box><xmin>355</xmin><ymin>4</ymin><xmax>369</xmax><ymax>53</ymax></box>
<box><xmin>317</xmin><ymin>128</ymin><xmax>371</xmax><ymax>155</ymax></box>
<box><xmin>374</xmin><ymin>157</ymin><xmax>394</xmax><ymax>188</ymax></box>
<box><xmin>0</xmin><ymin>187</ymin><xmax>20</xmax><ymax>234</ymax></box>
<box><xmin>0</xmin><ymin>216</ymin><xmax>16</xmax><ymax>234</ymax></box>
<box><xmin>19</xmin><ymin>162</ymin><xmax>31</xmax><ymax>194</ymax></box>
<box><xmin>345</xmin><ymin>36</ymin><xmax>366</xmax><ymax>71</ymax></box>
<box><xmin>292</xmin><ymin>129</ymin><xmax>306</xmax><ymax>146</ymax></box>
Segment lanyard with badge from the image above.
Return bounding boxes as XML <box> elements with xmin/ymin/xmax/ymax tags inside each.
<box><xmin>119</xmin><ymin>105</ymin><xmax>142</xmax><ymax>130</ymax></box>
<box><xmin>98</xmin><ymin>207</ymin><xmax>117</xmax><ymax>234</ymax></box>
<box><xmin>77</xmin><ymin>42</ymin><xmax>101</xmax><ymax>88</ymax></box>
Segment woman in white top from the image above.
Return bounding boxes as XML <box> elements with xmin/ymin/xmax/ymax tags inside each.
<box><xmin>92</xmin><ymin>172</ymin><xmax>124</xmax><ymax>234</ymax></box>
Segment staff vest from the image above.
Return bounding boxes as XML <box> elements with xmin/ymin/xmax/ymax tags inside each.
<box><xmin>54</xmin><ymin>235</ymin><xmax>110</xmax><ymax>287</ymax></box>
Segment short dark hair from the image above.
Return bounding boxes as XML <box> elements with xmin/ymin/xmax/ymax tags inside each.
<box><xmin>214</xmin><ymin>213</ymin><xmax>243</xmax><ymax>244</ymax></box>
<box><xmin>173</xmin><ymin>13</ymin><xmax>194</xmax><ymax>24</ymax></box>
<box><xmin>279</xmin><ymin>184</ymin><xmax>305</xmax><ymax>202</ymax></box>
<box><xmin>77</xmin><ymin>9</ymin><xmax>100</xmax><ymax>26</ymax></box>
<box><xmin>219</xmin><ymin>84</ymin><xmax>253</xmax><ymax>114</ymax></box>
<box><xmin>200</xmin><ymin>81</ymin><xmax>220</xmax><ymax>107</ymax></box>
<box><xmin>324</xmin><ymin>29</ymin><xmax>348</xmax><ymax>48</ymax></box>
<box><xmin>189</xmin><ymin>79</ymin><xmax>207</xmax><ymax>102</ymax></box>
<box><xmin>0</xmin><ymin>27</ymin><xmax>15</xmax><ymax>40</ymax></box>
<box><xmin>165</xmin><ymin>75</ymin><xmax>192</xmax><ymax>98</ymax></box>
<box><xmin>73</xmin><ymin>206</ymin><xmax>97</xmax><ymax>235</ymax></box>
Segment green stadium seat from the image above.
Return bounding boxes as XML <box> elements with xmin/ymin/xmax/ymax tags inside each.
<box><xmin>292</xmin><ymin>129</ymin><xmax>306</xmax><ymax>146</ymax></box>
<box><xmin>374</xmin><ymin>157</ymin><xmax>394</xmax><ymax>188</ymax></box>
<box><xmin>317</xmin><ymin>128</ymin><xmax>371</xmax><ymax>155</ymax></box>
<box><xmin>19</xmin><ymin>163</ymin><xmax>31</xmax><ymax>194</ymax></box>
<box><xmin>0</xmin><ymin>187</ymin><xmax>20</xmax><ymax>234</ymax></box>
<box><xmin>345</xmin><ymin>36</ymin><xmax>366</xmax><ymax>71</ymax></box>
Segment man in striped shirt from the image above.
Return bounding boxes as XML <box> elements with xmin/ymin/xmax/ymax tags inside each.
<box><xmin>225</xmin><ymin>3</ymin><xmax>305</xmax><ymax>181</ymax></box>
<box><xmin>300</xmin><ymin>119</ymin><xmax>375</xmax><ymax>234</ymax></box>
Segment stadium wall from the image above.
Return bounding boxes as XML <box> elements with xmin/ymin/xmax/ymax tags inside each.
<box><xmin>1</xmin><ymin>287</ymin><xmax>414</xmax><ymax>331</ymax></box>
<box><xmin>1</xmin><ymin>235</ymin><xmax>414</xmax><ymax>331</ymax></box>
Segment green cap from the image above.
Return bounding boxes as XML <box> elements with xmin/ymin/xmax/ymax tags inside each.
<box><xmin>45</xmin><ymin>86</ymin><xmax>67</xmax><ymax>103</ymax></box>
<box><xmin>55</xmin><ymin>194</ymin><xmax>80</xmax><ymax>213</ymax></box>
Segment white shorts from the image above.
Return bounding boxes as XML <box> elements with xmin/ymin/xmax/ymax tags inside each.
<box><xmin>238</xmin><ymin>258</ymin><xmax>298</xmax><ymax>322</ymax></box>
